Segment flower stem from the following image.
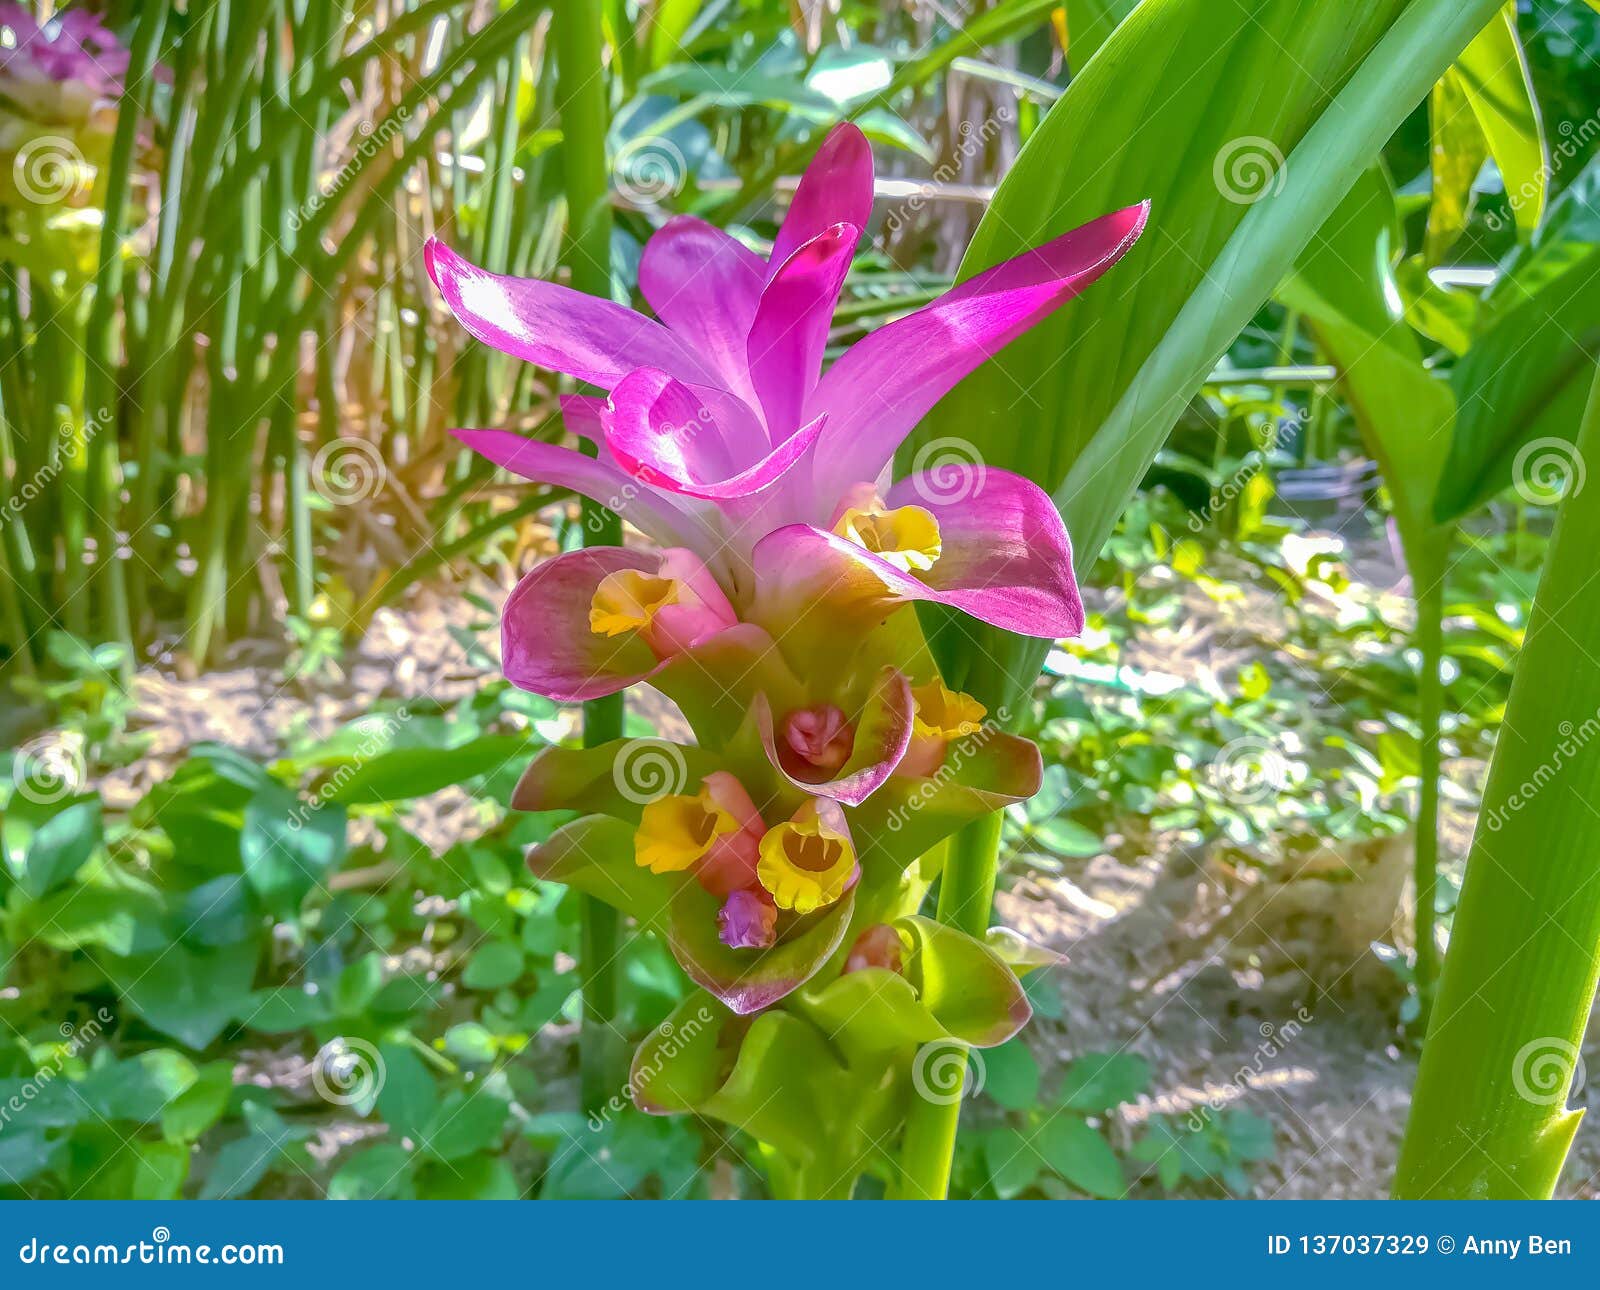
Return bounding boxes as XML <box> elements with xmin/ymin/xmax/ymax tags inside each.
<box><xmin>1395</xmin><ymin>366</ymin><xmax>1600</xmax><ymax>1198</ymax></box>
<box><xmin>553</xmin><ymin>0</ymin><xmax>624</xmax><ymax>1115</ymax></box>
<box><xmin>1412</xmin><ymin>565</ymin><xmax>1445</xmax><ymax>1026</ymax></box>
<box><xmin>896</xmin><ymin>809</ymin><xmax>1005</xmax><ymax>1198</ymax></box>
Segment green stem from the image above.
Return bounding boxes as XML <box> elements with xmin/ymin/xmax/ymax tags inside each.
<box><xmin>1413</xmin><ymin>567</ymin><xmax>1445</xmax><ymax>1026</ymax></box>
<box><xmin>1395</xmin><ymin>367</ymin><xmax>1600</xmax><ymax>1198</ymax></box>
<box><xmin>896</xmin><ymin>810</ymin><xmax>1005</xmax><ymax>1199</ymax></box>
<box><xmin>554</xmin><ymin>0</ymin><xmax>623</xmax><ymax>1117</ymax></box>
<box><xmin>82</xmin><ymin>0</ymin><xmax>166</xmax><ymax>670</ymax></box>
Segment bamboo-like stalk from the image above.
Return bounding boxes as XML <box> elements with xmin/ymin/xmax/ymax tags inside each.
<box><xmin>896</xmin><ymin>810</ymin><xmax>1005</xmax><ymax>1199</ymax></box>
<box><xmin>1412</xmin><ymin>564</ymin><xmax>1445</xmax><ymax>1023</ymax></box>
<box><xmin>553</xmin><ymin>0</ymin><xmax>625</xmax><ymax>1116</ymax></box>
<box><xmin>83</xmin><ymin>0</ymin><xmax>169</xmax><ymax>670</ymax></box>
<box><xmin>1395</xmin><ymin>367</ymin><xmax>1600</xmax><ymax>1198</ymax></box>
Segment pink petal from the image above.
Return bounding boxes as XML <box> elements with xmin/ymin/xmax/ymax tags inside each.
<box><xmin>885</xmin><ymin>465</ymin><xmax>1083</xmax><ymax>638</ymax></box>
<box><xmin>425</xmin><ymin>238</ymin><xmax>713</xmax><ymax>389</ymax></box>
<box><xmin>769</xmin><ymin>123</ymin><xmax>874</xmax><ymax>279</ymax></box>
<box><xmin>750</xmin><ymin>468</ymin><xmax>1083</xmax><ymax>638</ymax></box>
<box><xmin>452</xmin><ymin>428</ymin><xmax>704</xmax><ymax>549</ymax></box>
<box><xmin>639</xmin><ymin>216</ymin><xmax>765</xmax><ymax>402</ymax></box>
<box><xmin>603</xmin><ymin>369</ymin><xmax>824</xmax><ymax>503</ymax></box>
<box><xmin>501</xmin><ymin>547</ymin><xmax>662</xmax><ymax>702</ymax></box>
<box><xmin>747</xmin><ymin>223</ymin><xmax>860</xmax><ymax>440</ymax></box>
<box><xmin>809</xmin><ymin>203</ymin><xmax>1150</xmax><ymax>505</ymax></box>
<box><xmin>559</xmin><ymin>394</ymin><xmax>606</xmax><ymax>446</ymax></box>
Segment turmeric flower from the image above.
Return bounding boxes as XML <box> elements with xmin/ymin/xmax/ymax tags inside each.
<box><xmin>426</xmin><ymin>123</ymin><xmax>1146</xmax><ymax>703</ymax></box>
<box><xmin>435</xmin><ymin>122</ymin><xmax>1144</xmax><ymax>1019</ymax></box>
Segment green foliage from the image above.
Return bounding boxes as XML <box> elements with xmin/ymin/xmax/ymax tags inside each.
<box><xmin>1134</xmin><ymin>1109</ymin><xmax>1277</xmax><ymax>1196</ymax></box>
<box><xmin>908</xmin><ymin>0</ymin><xmax>1509</xmax><ymax>712</ymax></box>
<box><xmin>0</xmin><ymin>665</ymin><xmax>749</xmax><ymax>1199</ymax></box>
<box><xmin>950</xmin><ymin>1040</ymin><xmax>1274</xmax><ymax>1199</ymax></box>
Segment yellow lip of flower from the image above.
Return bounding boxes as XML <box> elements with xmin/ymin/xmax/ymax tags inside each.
<box><xmin>832</xmin><ymin>502</ymin><xmax>942</xmax><ymax>574</ymax></box>
<box><xmin>756</xmin><ymin>820</ymin><xmax>857</xmax><ymax>915</ymax></box>
<box><xmin>635</xmin><ymin>790</ymin><xmax>737</xmax><ymax>875</ymax></box>
<box><xmin>590</xmin><ymin>569</ymin><xmax>680</xmax><ymax>638</ymax></box>
<box><xmin>911</xmin><ymin>678</ymin><xmax>987</xmax><ymax>740</ymax></box>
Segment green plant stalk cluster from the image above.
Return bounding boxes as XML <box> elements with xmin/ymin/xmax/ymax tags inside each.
<box><xmin>1397</xmin><ymin>368</ymin><xmax>1600</xmax><ymax>1199</ymax></box>
<box><xmin>552</xmin><ymin>0</ymin><xmax>626</xmax><ymax>1113</ymax></box>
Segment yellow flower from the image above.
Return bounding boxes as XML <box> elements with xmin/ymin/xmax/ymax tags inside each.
<box><xmin>833</xmin><ymin>500</ymin><xmax>942</xmax><ymax>574</ymax></box>
<box><xmin>635</xmin><ymin>790</ymin><xmax>737</xmax><ymax>875</ymax></box>
<box><xmin>911</xmin><ymin>678</ymin><xmax>986</xmax><ymax>740</ymax></box>
<box><xmin>757</xmin><ymin>810</ymin><xmax>857</xmax><ymax>915</ymax></box>
<box><xmin>589</xmin><ymin>570</ymin><xmax>680</xmax><ymax>638</ymax></box>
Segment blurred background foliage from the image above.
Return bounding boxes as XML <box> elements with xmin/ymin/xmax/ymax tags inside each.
<box><xmin>0</xmin><ymin>0</ymin><xmax>1596</xmax><ymax>1199</ymax></box>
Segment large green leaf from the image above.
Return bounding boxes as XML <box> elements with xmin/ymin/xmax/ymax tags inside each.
<box><xmin>1434</xmin><ymin>163</ymin><xmax>1600</xmax><ymax>520</ymax></box>
<box><xmin>1397</xmin><ymin>371</ymin><xmax>1600</xmax><ymax>1198</ymax></box>
<box><xmin>1278</xmin><ymin>168</ymin><xmax>1456</xmax><ymax>567</ymax></box>
<box><xmin>1063</xmin><ymin>0</ymin><xmax>1138</xmax><ymax>71</ymax></box>
<box><xmin>1424</xmin><ymin>68</ymin><xmax>1488</xmax><ymax>265</ymax></box>
<box><xmin>1450</xmin><ymin>4</ymin><xmax>1546</xmax><ymax>239</ymax></box>
<box><xmin>903</xmin><ymin>0</ymin><xmax>1508</xmax><ymax>708</ymax></box>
